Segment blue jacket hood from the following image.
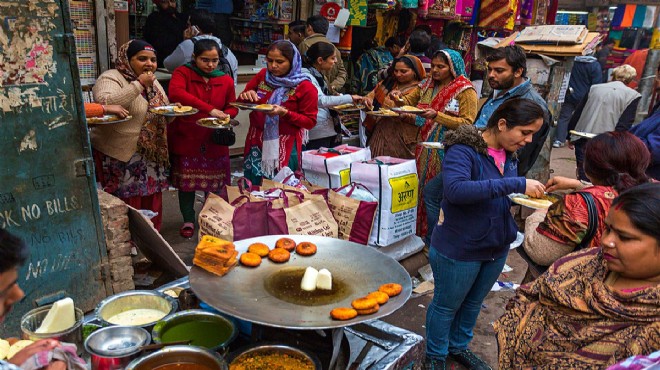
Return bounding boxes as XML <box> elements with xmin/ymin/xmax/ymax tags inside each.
<box><xmin>575</xmin><ymin>56</ymin><xmax>598</xmax><ymax>63</ymax></box>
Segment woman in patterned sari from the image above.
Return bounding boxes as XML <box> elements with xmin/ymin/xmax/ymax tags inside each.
<box><xmin>495</xmin><ymin>183</ymin><xmax>660</xmax><ymax>369</ymax></box>
<box><xmin>391</xmin><ymin>49</ymin><xmax>478</xmax><ymax>240</ymax></box>
<box><xmin>362</xmin><ymin>55</ymin><xmax>426</xmax><ymax>159</ymax></box>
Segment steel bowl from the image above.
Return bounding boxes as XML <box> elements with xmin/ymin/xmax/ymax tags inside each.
<box><xmin>125</xmin><ymin>345</ymin><xmax>227</xmax><ymax>370</ymax></box>
<box><xmin>21</xmin><ymin>305</ymin><xmax>84</xmax><ymax>354</ymax></box>
<box><xmin>152</xmin><ymin>310</ymin><xmax>237</xmax><ymax>352</ymax></box>
<box><xmin>84</xmin><ymin>326</ymin><xmax>151</xmax><ymax>370</ymax></box>
<box><xmin>95</xmin><ymin>290</ymin><xmax>178</xmax><ymax>329</ymax></box>
<box><xmin>228</xmin><ymin>344</ymin><xmax>321</xmax><ymax>370</ymax></box>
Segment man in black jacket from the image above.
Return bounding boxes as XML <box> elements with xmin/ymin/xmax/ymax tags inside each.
<box><xmin>143</xmin><ymin>0</ymin><xmax>187</xmax><ymax>66</ymax></box>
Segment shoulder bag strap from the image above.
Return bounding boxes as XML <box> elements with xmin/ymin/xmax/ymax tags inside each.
<box><xmin>575</xmin><ymin>191</ymin><xmax>598</xmax><ymax>251</ymax></box>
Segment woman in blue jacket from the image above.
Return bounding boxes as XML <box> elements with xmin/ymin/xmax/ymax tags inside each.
<box><xmin>424</xmin><ymin>98</ymin><xmax>546</xmax><ymax>370</ymax></box>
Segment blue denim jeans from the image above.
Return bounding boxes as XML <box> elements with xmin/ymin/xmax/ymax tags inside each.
<box><xmin>425</xmin><ymin>248</ymin><xmax>507</xmax><ymax>360</ymax></box>
<box><xmin>423</xmin><ymin>173</ymin><xmax>443</xmax><ymax>245</ymax></box>
<box><xmin>554</xmin><ymin>100</ymin><xmax>576</xmax><ymax>143</ymax></box>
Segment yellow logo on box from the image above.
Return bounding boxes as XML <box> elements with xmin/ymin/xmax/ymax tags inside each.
<box><xmin>389</xmin><ymin>174</ymin><xmax>418</xmax><ymax>213</ymax></box>
<box><xmin>339</xmin><ymin>169</ymin><xmax>351</xmax><ymax>187</ymax></box>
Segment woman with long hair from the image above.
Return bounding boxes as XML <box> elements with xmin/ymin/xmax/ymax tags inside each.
<box><xmin>92</xmin><ymin>39</ymin><xmax>170</xmax><ymax>230</ymax></box>
<box><xmin>362</xmin><ymin>55</ymin><xmax>426</xmax><ymax>159</ymax></box>
<box><xmin>237</xmin><ymin>40</ymin><xmax>318</xmax><ymax>184</ymax></box>
<box><xmin>301</xmin><ymin>42</ymin><xmax>363</xmax><ymax>149</ymax></box>
<box><xmin>391</xmin><ymin>49</ymin><xmax>478</xmax><ymax>240</ymax></box>
<box><xmin>425</xmin><ymin>99</ymin><xmax>546</xmax><ymax>369</ymax></box>
<box><xmin>168</xmin><ymin>39</ymin><xmax>238</xmax><ymax>238</ymax></box>
<box><xmin>523</xmin><ymin>131</ymin><xmax>651</xmax><ymax>266</ymax></box>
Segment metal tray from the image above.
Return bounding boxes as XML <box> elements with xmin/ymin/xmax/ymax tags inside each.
<box><xmin>149</xmin><ymin>106</ymin><xmax>199</xmax><ymax>116</ymax></box>
<box><xmin>86</xmin><ymin>115</ymin><xmax>132</xmax><ymax>125</ymax></box>
<box><xmin>189</xmin><ymin>235</ymin><xmax>412</xmax><ymax>330</ymax></box>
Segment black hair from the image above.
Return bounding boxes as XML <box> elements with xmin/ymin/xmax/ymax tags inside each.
<box><xmin>0</xmin><ymin>230</ymin><xmax>29</xmax><ymax>274</ymax></box>
<box><xmin>385</xmin><ymin>35</ymin><xmax>405</xmax><ymax>48</ymax></box>
<box><xmin>289</xmin><ymin>20</ymin><xmax>306</xmax><ymax>35</ymax></box>
<box><xmin>307</xmin><ymin>15</ymin><xmax>329</xmax><ymax>35</ymax></box>
<box><xmin>426</xmin><ymin>37</ymin><xmax>449</xmax><ymax>58</ymax></box>
<box><xmin>268</xmin><ymin>41</ymin><xmax>296</xmax><ymax>66</ymax></box>
<box><xmin>431</xmin><ymin>49</ymin><xmax>450</xmax><ymax>65</ymax></box>
<box><xmin>193</xmin><ymin>38</ymin><xmax>221</xmax><ymax>57</ymax></box>
<box><xmin>611</xmin><ymin>183</ymin><xmax>660</xmax><ymax>244</ymax></box>
<box><xmin>486</xmin><ymin>98</ymin><xmax>544</xmax><ymax>130</ymax></box>
<box><xmin>189</xmin><ymin>9</ymin><xmax>215</xmax><ymax>35</ymax></box>
<box><xmin>486</xmin><ymin>45</ymin><xmax>527</xmax><ymax>78</ymax></box>
<box><xmin>303</xmin><ymin>42</ymin><xmax>335</xmax><ymax>68</ymax></box>
<box><xmin>409</xmin><ymin>29</ymin><xmax>431</xmax><ymax>54</ymax></box>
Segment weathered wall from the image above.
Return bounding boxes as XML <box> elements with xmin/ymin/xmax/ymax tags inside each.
<box><xmin>97</xmin><ymin>189</ymin><xmax>135</xmax><ymax>293</ymax></box>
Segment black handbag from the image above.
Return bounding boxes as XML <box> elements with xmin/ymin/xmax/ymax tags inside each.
<box><xmin>212</xmin><ymin>126</ymin><xmax>236</xmax><ymax>146</ymax></box>
<box><xmin>574</xmin><ymin>191</ymin><xmax>599</xmax><ymax>250</ymax></box>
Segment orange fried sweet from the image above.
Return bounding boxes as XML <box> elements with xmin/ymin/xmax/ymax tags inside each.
<box><xmin>356</xmin><ymin>303</ymin><xmax>380</xmax><ymax>315</ymax></box>
<box><xmin>378</xmin><ymin>283</ymin><xmax>403</xmax><ymax>297</ymax></box>
<box><xmin>275</xmin><ymin>237</ymin><xmax>296</xmax><ymax>252</ymax></box>
<box><xmin>330</xmin><ymin>307</ymin><xmax>358</xmax><ymax>321</ymax></box>
<box><xmin>351</xmin><ymin>297</ymin><xmax>377</xmax><ymax>310</ymax></box>
<box><xmin>295</xmin><ymin>242</ymin><xmax>317</xmax><ymax>256</ymax></box>
<box><xmin>268</xmin><ymin>248</ymin><xmax>291</xmax><ymax>263</ymax></box>
<box><xmin>248</xmin><ymin>243</ymin><xmax>270</xmax><ymax>257</ymax></box>
<box><xmin>367</xmin><ymin>291</ymin><xmax>389</xmax><ymax>305</ymax></box>
<box><xmin>239</xmin><ymin>252</ymin><xmax>262</xmax><ymax>267</ymax></box>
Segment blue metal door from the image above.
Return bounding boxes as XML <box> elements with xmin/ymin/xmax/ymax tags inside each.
<box><xmin>0</xmin><ymin>0</ymin><xmax>111</xmax><ymax>332</ymax></box>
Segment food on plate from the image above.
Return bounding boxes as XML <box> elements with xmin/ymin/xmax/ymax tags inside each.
<box><xmin>356</xmin><ymin>303</ymin><xmax>380</xmax><ymax>315</ymax></box>
<box><xmin>247</xmin><ymin>243</ymin><xmax>270</xmax><ymax>257</ymax></box>
<box><xmin>351</xmin><ymin>297</ymin><xmax>378</xmax><ymax>310</ymax></box>
<box><xmin>378</xmin><ymin>283</ymin><xmax>403</xmax><ymax>297</ymax></box>
<box><xmin>107</xmin><ymin>308</ymin><xmax>167</xmax><ymax>326</ymax></box>
<box><xmin>193</xmin><ymin>235</ymin><xmax>238</xmax><ymax>276</ymax></box>
<box><xmin>163</xmin><ymin>288</ymin><xmax>182</xmax><ymax>298</ymax></box>
<box><xmin>197</xmin><ymin>117</ymin><xmax>229</xmax><ymax>127</ymax></box>
<box><xmin>151</xmin><ymin>107</ymin><xmax>172</xmax><ymax>114</ymax></box>
<box><xmin>240</xmin><ymin>252</ymin><xmax>262</xmax><ymax>267</ymax></box>
<box><xmin>316</xmin><ymin>268</ymin><xmax>332</xmax><ymax>290</ymax></box>
<box><xmin>295</xmin><ymin>242</ymin><xmax>317</xmax><ymax>256</ymax></box>
<box><xmin>0</xmin><ymin>339</ymin><xmax>9</xmax><ymax>360</ymax></box>
<box><xmin>7</xmin><ymin>340</ymin><xmax>34</xmax><ymax>360</ymax></box>
<box><xmin>229</xmin><ymin>350</ymin><xmax>315</xmax><ymax>370</ymax></box>
<box><xmin>268</xmin><ymin>248</ymin><xmax>291</xmax><ymax>263</ymax></box>
<box><xmin>330</xmin><ymin>307</ymin><xmax>358</xmax><ymax>321</ymax></box>
<box><xmin>36</xmin><ymin>297</ymin><xmax>76</xmax><ymax>333</ymax></box>
<box><xmin>300</xmin><ymin>267</ymin><xmax>319</xmax><ymax>291</ymax></box>
<box><xmin>275</xmin><ymin>237</ymin><xmax>296</xmax><ymax>252</ymax></box>
<box><xmin>510</xmin><ymin>193</ymin><xmax>558</xmax><ymax>209</ymax></box>
<box><xmin>367</xmin><ymin>291</ymin><xmax>389</xmax><ymax>305</ymax></box>
<box><xmin>400</xmin><ymin>105</ymin><xmax>422</xmax><ymax>112</ymax></box>
<box><xmin>333</xmin><ymin>103</ymin><xmax>355</xmax><ymax>110</ymax></box>
<box><xmin>173</xmin><ymin>105</ymin><xmax>193</xmax><ymax>113</ymax></box>
<box><xmin>375</xmin><ymin>108</ymin><xmax>397</xmax><ymax>116</ymax></box>
<box><xmin>255</xmin><ymin>104</ymin><xmax>273</xmax><ymax>110</ymax></box>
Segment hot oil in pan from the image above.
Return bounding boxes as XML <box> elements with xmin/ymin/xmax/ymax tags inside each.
<box><xmin>264</xmin><ymin>267</ymin><xmax>352</xmax><ymax>306</ymax></box>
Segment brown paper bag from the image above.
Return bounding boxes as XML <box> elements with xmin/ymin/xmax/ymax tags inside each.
<box><xmin>283</xmin><ymin>197</ymin><xmax>339</xmax><ymax>238</ymax></box>
<box><xmin>198</xmin><ymin>193</ymin><xmax>235</xmax><ymax>241</ymax></box>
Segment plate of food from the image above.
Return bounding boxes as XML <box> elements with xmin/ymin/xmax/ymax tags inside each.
<box><xmin>149</xmin><ymin>105</ymin><xmax>199</xmax><ymax>116</ymax></box>
<box><xmin>510</xmin><ymin>193</ymin><xmax>561</xmax><ymax>210</ymax></box>
<box><xmin>230</xmin><ymin>102</ymin><xmax>275</xmax><ymax>111</ymax></box>
<box><xmin>331</xmin><ymin>103</ymin><xmax>365</xmax><ymax>112</ymax></box>
<box><xmin>391</xmin><ymin>106</ymin><xmax>425</xmax><ymax>114</ymax></box>
<box><xmin>86</xmin><ymin>115</ymin><xmax>133</xmax><ymax>125</ymax></box>
<box><xmin>420</xmin><ymin>142</ymin><xmax>444</xmax><ymax>149</ymax></box>
<box><xmin>569</xmin><ymin>130</ymin><xmax>597</xmax><ymax>139</ymax></box>
<box><xmin>365</xmin><ymin>109</ymin><xmax>399</xmax><ymax>117</ymax></box>
<box><xmin>196</xmin><ymin>117</ymin><xmax>231</xmax><ymax>128</ymax></box>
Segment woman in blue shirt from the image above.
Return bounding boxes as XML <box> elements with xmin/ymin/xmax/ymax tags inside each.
<box><xmin>425</xmin><ymin>98</ymin><xmax>546</xmax><ymax>370</ymax></box>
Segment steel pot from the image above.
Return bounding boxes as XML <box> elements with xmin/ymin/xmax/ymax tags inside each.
<box><xmin>95</xmin><ymin>290</ymin><xmax>178</xmax><ymax>329</ymax></box>
<box><xmin>125</xmin><ymin>345</ymin><xmax>227</xmax><ymax>370</ymax></box>
<box><xmin>21</xmin><ymin>305</ymin><xmax>84</xmax><ymax>354</ymax></box>
<box><xmin>84</xmin><ymin>326</ymin><xmax>151</xmax><ymax>370</ymax></box>
<box><xmin>152</xmin><ymin>310</ymin><xmax>237</xmax><ymax>353</ymax></box>
<box><xmin>228</xmin><ymin>344</ymin><xmax>321</xmax><ymax>370</ymax></box>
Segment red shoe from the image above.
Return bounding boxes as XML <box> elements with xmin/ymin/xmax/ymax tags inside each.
<box><xmin>180</xmin><ymin>223</ymin><xmax>194</xmax><ymax>238</ymax></box>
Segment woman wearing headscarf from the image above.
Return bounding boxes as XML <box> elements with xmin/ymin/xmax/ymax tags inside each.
<box><xmin>92</xmin><ymin>40</ymin><xmax>170</xmax><ymax>231</ymax></box>
<box><xmin>362</xmin><ymin>55</ymin><xmax>426</xmax><ymax>159</ymax></box>
<box><xmin>168</xmin><ymin>39</ymin><xmax>239</xmax><ymax>238</ymax></box>
<box><xmin>237</xmin><ymin>40</ymin><xmax>318</xmax><ymax>184</ymax></box>
<box><xmin>391</xmin><ymin>48</ymin><xmax>477</xmax><ymax>240</ymax></box>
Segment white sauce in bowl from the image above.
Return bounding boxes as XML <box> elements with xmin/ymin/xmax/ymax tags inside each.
<box><xmin>107</xmin><ymin>308</ymin><xmax>167</xmax><ymax>326</ymax></box>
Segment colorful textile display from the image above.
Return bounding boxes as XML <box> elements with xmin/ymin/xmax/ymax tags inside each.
<box><xmin>478</xmin><ymin>0</ymin><xmax>514</xmax><ymax>30</ymax></box>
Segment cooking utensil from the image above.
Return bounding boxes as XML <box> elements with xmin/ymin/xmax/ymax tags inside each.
<box><xmin>95</xmin><ymin>290</ymin><xmax>178</xmax><ymax>329</ymax></box>
<box><xmin>228</xmin><ymin>344</ymin><xmax>321</xmax><ymax>370</ymax></box>
<box><xmin>139</xmin><ymin>340</ymin><xmax>190</xmax><ymax>351</ymax></box>
<box><xmin>125</xmin><ymin>345</ymin><xmax>227</xmax><ymax>370</ymax></box>
<box><xmin>21</xmin><ymin>305</ymin><xmax>84</xmax><ymax>355</ymax></box>
<box><xmin>349</xmin><ymin>342</ymin><xmax>374</xmax><ymax>370</ymax></box>
<box><xmin>84</xmin><ymin>326</ymin><xmax>151</xmax><ymax>370</ymax></box>
<box><xmin>151</xmin><ymin>310</ymin><xmax>237</xmax><ymax>352</ymax></box>
<box><xmin>189</xmin><ymin>235</ymin><xmax>412</xmax><ymax>329</ymax></box>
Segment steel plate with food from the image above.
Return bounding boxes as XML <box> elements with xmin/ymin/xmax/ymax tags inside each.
<box><xmin>228</xmin><ymin>344</ymin><xmax>320</xmax><ymax>370</ymax></box>
<box><xmin>189</xmin><ymin>235</ymin><xmax>412</xmax><ymax>329</ymax></box>
<box><xmin>149</xmin><ymin>105</ymin><xmax>199</xmax><ymax>116</ymax></box>
<box><xmin>420</xmin><ymin>142</ymin><xmax>444</xmax><ymax>149</ymax></box>
<box><xmin>510</xmin><ymin>193</ymin><xmax>560</xmax><ymax>210</ymax></box>
<box><xmin>196</xmin><ymin>117</ymin><xmax>231</xmax><ymax>129</ymax></box>
<box><xmin>229</xmin><ymin>102</ymin><xmax>274</xmax><ymax>111</ymax></box>
<box><xmin>86</xmin><ymin>114</ymin><xmax>133</xmax><ymax>125</ymax></box>
<box><xmin>569</xmin><ymin>130</ymin><xmax>597</xmax><ymax>139</ymax></box>
<box><xmin>391</xmin><ymin>106</ymin><xmax>425</xmax><ymax>114</ymax></box>
<box><xmin>330</xmin><ymin>103</ymin><xmax>365</xmax><ymax>112</ymax></box>
<box><xmin>365</xmin><ymin>109</ymin><xmax>399</xmax><ymax>117</ymax></box>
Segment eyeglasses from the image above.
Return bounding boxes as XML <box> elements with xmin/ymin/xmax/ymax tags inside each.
<box><xmin>199</xmin><ymin>58</ymin><xmax>220</xmax><ymax>64</ymax></box>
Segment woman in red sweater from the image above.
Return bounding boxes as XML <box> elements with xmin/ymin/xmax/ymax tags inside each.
<box><xmin>168</xmin><ymin>39</ymin><xmax>238</xmax><ymax>238</ymax></box>
<box><xmin>237</xmin><ymin>40</ymin><xmax>318</xmax><ymax>184</ymax></box>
